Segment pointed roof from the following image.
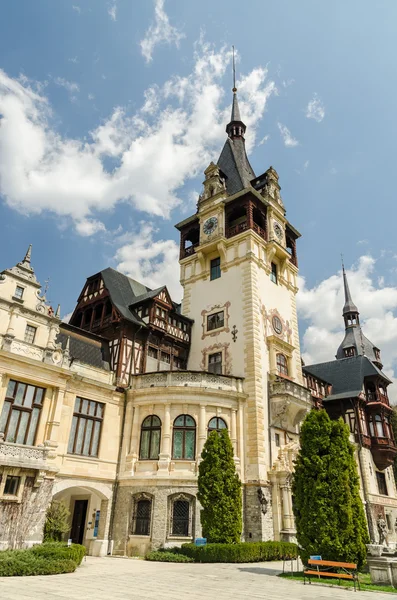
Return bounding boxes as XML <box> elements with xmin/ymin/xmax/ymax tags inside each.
<box><xmin>3</xmin><ymin>244</ymin><xmax>40</xmax><ymax>287</ymax></box>
<box><xmin>217</xmin><ymin>91</ymin><xmax>255</xmax><ymax>196</ymax></box>
<box><xmin>342</xmin><ymin>266</ymin><xmax>358</xmax><ymax>315</ymax></box>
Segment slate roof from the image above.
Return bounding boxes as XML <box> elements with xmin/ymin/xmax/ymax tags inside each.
<box><xmin>129</xmin><ymin>286</ymin><xmax>167</xmax><ymax>307</ymax></box>
<box><xmin>303</xmin><ymin>355</ymin><xmax>391</xmax><ymax>401</ymax></box>
<box><xmin>100</xmin><ymin>267</ymin><xmax>149</xmax><ymax>327</ymax></box>
<box><xmin>57</xmin><ymin>324</ymin><xmax>110</xmax><ymax>371</ymax></box>
<box><xmin>342</xmin><ymin>267</ymin><xmax>358</xmax><ymax>315</ymax></box>
<box><xmin>336</xmin><ymin>328</ymin><xmax>379</xmax><ymax>363</ymax></box>
<box><xmin>217</xmin><ymin>137</ymin><xmax>256</xmax><ymax>196</ymax></box>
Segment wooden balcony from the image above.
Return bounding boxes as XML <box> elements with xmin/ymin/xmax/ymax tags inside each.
<box><xmin>180</xmin><ymin>243</ymin><xmax>199</xmax><ymax>260</ymax></box>
<box><xmin>366</xmin><ymin>391</ymin><xmax>389</xmax><ymax>406</ymax></box>
<box><xmin>152</xmin><ymin>317</ymin><xmax>190</xmax><ymax>343</ymax></box>
<box><xmin>370</xmin><ymin>435</ymin><xmax>397</xmax><ymax>470</ymax></box>
<box><xmin>226</xmin><ymin>221</ymin><xmax>267</xmax><ymax>241</ymax></box>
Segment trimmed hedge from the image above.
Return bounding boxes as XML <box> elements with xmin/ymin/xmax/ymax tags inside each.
<box><xmin>177</xmin><ymin>541</ymin><xmax>298</xmax><ymax>563</ymax></box>
<box><xmin>0</xmin><ymin>542</ymin><xmax>86</xmax><ymax>576</ymax></box>
<box><xmin>145</xmin><ymin>551</ymin><xmax>194</xmax><ymax>563</ymax></box>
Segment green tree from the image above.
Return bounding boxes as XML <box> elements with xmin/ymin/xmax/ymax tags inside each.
<box><xmin>292</xmin><ymin>409</ymin><xmax>369</xmax><ymax>568</ymax></box>
<box><xmin>197</xmin><ymin>429</ymin><xmax>242</xmax><ymax>543</ymax></box>
<box><xmin>43</xmin><ymin>500</ymin><xmax>71</xmax><ymax>542</ymax></box>
<box><xmin>391</xmin><ymin>407</ymin><xmax>397</xmax><ymax>481</ymax></box>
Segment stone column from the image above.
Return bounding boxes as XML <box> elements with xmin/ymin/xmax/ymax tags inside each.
<box><xmin>91</xmin><ymin>498</ymin><xmax>111</xmax><ymax>557</ymax></box>
<box><xmin>129</xmin><ymin>405</ymin><xmax>140</xmax><ymax>456</ymax></box>
<box><xmin>270</xmin><ymin>476</ymin><xmax>282</xmax><ymax>540</ymax></box>
<box><xmin>44</xmin><ymin>387</ymin><xmax>65</xmax><ymax>446</ymax></box>
<box><xmin>119</xmin><ymin>398</ymin><xmax>134</xmax><ymax>473</ymax></box>
<box><xmin>198</xmin><ymin>404</ymin><xmax>207</xmax><ymax>458</ymax></box>
<box><xmin>6</xmin><ymin>308</ymin><xmax>18</xmax><ymax>337</ymax></box>
<box><xmin>237</xmin><ymin>399</ymin><xmax>245</xmax><ymax>479</ymax></box>
<box><xmin>281</xmin><ymin>483</ymin><xmax>293</xmax><ymax>531</ymax></box>
<box><xmin>0</xmin><ymin>373</ymin><xmax>9</xmax><ymax>426</ymax></box>
<box><xmin>158</xmin><ymin>403</ymin><xmax>171</xmax><ymax>476</ymax></box>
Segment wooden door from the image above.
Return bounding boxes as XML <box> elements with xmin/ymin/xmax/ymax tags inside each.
<box><xmin>70</xmin><ymin>499</ymin><xmax>88</xmax><ymax>545</ymax></box>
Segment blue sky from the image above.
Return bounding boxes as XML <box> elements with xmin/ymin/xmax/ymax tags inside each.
<box><xmin>1</xmin><ymin>0</ymin><xmax>397</xmax><ymax>389</ymax></box>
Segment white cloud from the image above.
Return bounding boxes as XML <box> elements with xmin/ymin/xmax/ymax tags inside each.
<box><xmin>72</xmin><ymin>5</ymin><xmax>81</xmax><ymax>14</ymax></box>
<box><xmin>298</xmin><ymin>256</ymin><xmax>397</xmax><ymax>398</ymax></box>
<box><xmin>62</xmin><ymin>311</ymin><xmax>72</xmax><ymax>323</ymax></box>
<box><xmin>54</xmin><ymin>77</ymin><xmax>80</xmax><ymax>101</ymax></box>
<box><xmin>68</xmin><ymin>56</ymin><xmax>79</xmax><ymax>64</ymax></box>
<box><xmin>75</xmin><ymin>219</ymin><xmax>106</xmax><ymax>237</ymax></box>
<box><xmin>259</xmin><ymin>134</ymin><xmax>270</xmax><ymax>146</ymax></box>
<box><xmin>306</xmin><ymin>93</ymin><xmax>325</xmax><ymax>122</ymax></box>
<box><xmin>303</xmin><ymin>160</ymin><xmax>309</xmax><ymax>170</ymax></box>
<box><xmin>140</xmin><ymin>0</ymin><xmax>185</xmax><ymax>63</ymax></box>
<box><xmin>277</xmin><ymin>122</ymin><xmax>299</xmax><ymax>147</ymax></box>
<box><xmin>88</xmin><ymin>93</ymin><xmax>95</xmax><ymax>101</ymax></box>
<box><xmin>108</xmin><ymin>1</ymin><xmax>117</xmax><ymax>21</ymax></box>
<box><xmin>0</xmin><ymin>42</ymin><xmax>276</xmax><ymax>235</ymax></box>
<box><xmin>115</xmin><ymin>223</ymin><xmax>181</xmax><ymax>300</ymax></box>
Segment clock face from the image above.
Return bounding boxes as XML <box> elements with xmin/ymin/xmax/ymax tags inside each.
<box><xmin>203</xmin><ymin>216</ymin><xmax>218</xmax><ymax>235</ymax></box>
<box><xmin>272</xmin><ymin>315</ymin><xmax>283</xmax><ymax>335</ymax></box>
<box><xmin>273</xmin><ymin>222</ymin><xmax>283</xmax><ymax>240</ymax></box>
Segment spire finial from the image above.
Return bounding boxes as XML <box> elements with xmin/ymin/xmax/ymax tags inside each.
<box><xmin>341</xmin><ymin>259</ymin><xmax>358</xmax><ymax>316</ymax></box>
<box><xmin>23</xmin><ymin>244</ymin><xmax>32</xmax><ymax>265</ymax></box>
<box><xmin>232</xmin><ymin>46</ymin><xmax>237</xmax><ymax>93</ymax></box>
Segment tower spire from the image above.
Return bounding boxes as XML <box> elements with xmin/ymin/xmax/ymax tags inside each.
<box><xmin>226</xmin><ymin>46</ymin><xmax>246</xmax><ymax>140</ymax></box>
<box><xmin>342</xmin><ymin>261</ymin><xmax>358</xmax><ymax>316</ymax></box>
<box><xmin>22</xmin><ymin>244</ymin><xmax>32</xmax><ymax>266</ymax></box>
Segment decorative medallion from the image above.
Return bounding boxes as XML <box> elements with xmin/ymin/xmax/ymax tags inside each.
<box><xmin>203</xmin><ymin>216</ymin><xmax>218</xmax><ymax>235</ymax></box>
<box><xmin>272</xmin><ymin>315</ymin><xmax>283</xmax><ymax>335</ymax></box>
<box><xmin>273</xmin><ymin>221</ymin><xmax>283</xmax><ymax>240</ymax></box>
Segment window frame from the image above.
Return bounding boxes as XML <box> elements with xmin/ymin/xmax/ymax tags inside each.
<box><xmin>206</xmin><ymin>311</ymin><xmax>225</xmax><ymax>332</ymax></box>
<box><xmin>210</xmin><ymin>257</ymin><xmax>221</xmax><ymax>281</ymax></box>
<box><xmin>4</xmin><ymin>475</ymin><xmax>21</xmax><ymax>496</ymax></box>
<box><xmin>376</xmin><ymin>471</ymin><xmax>388</xmax><ymax>496</ymax></box>
<box><xmin>207</xmin><ymin>416</ymin><xmax>227</xmax><ymax>434</ymax></box>
<box><xmin>276</xmin><ymin>353</ymin><xmax>288</xmax><ymax>376</ymax></box>
<box><xmin>132</xmin><ymin>497</ymin><xmax>152</xmax><ymax>536</ymax></box>
<box><xmin>139</xmin><ymin>415</ymin><xmax>161</xmax><ymax>460</ymax></box>
<box><xmin>208</xmin><ymin>352</ymin><xmax>222</xmax><ymax>375</ymax></box>
<box><xmin>24</xmin><ymin>324</ymin><xmax>37</xmax><ymax>344</ymax></box>
<box><xmin>14</xmin><ymin>286</ymin><xmax>24</xmax><ymax>300</ymax></box>
<box><xmin>0</xmin><ymin>379</ymin><xmax>45</xmax><ymax>446</ymax></box>
<box><xmin>172</xmin><ymin>415</ymin><xmax>196</xmax><ymax>460</ymax></box>
<box><xmin>67</xmin><ymin>397</ymin><xmax>105</xmax><ymax>458</ymax></box>
<box><xmin>270</xmin><ymin>262</ymin><xmax>278</xmax><ymax>284</ymax></box>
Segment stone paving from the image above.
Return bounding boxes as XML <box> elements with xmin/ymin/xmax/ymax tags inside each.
<box><xmin>0</xmin><ymin>556</ymin><xmax>394</xmax><ymax>600</ymax></box>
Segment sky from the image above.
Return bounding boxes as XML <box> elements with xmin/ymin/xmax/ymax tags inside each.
<box><xmin>1</xmin><ymin>0</ymin><xmax>397</xmax><ymax>396</ymax></box>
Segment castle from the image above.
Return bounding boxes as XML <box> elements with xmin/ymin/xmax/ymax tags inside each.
<box><xmin>0</xmin><ymin>89</ymin><xmax>396</xmax><ymax>555</ymax></box>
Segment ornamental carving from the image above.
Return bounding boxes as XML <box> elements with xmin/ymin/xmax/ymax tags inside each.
<box><xmin>201</xmin><ymin>301</ymin><xmax>231</xmax><ymax>340</ymax></box>
<box><xmin>200</xmin><ymin>342</ymin><xmax>232</xmax><ymax>375</ymax></box>
<box><xmin>10</xmin><ymin>340</ymin><xmax>43</xmax><ymax>361</ymax></box>
<box><xmin>261</xmin><ymin>305</ymin><xmax>293</xmax><ymax>345</ymax></box>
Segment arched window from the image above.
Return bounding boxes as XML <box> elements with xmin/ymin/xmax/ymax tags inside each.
<box><xmin>172</xmin><ymin>415</ymin><xmax>196</xmax><ymax>460</ymax></box>
<box><xmin>208</xmin><ymin>417</ymin><xmax>227</xmax><ymax>434</ymax></box>
<box><xmin>276</xmin><ymin>353</ymin><xmax>288</xmax><ymax>376</ymax></box>
<box><xmin>139</xmin><ymin>415</ymin><xmax>161</xmax><ymax>459</ymax></box>
<box><xmin>132</xmin><ymin>498</ymin><xmax>152</xmax><ymax>536</ymax></box>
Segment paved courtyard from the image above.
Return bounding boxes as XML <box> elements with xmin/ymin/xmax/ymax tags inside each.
<box><xmin>0</xmin><ymin>556</ymin><xmax>394</xmax><ymax>600</ymax></box>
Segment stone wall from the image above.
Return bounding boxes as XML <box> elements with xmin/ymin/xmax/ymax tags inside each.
<box><xmin>112</xmin><ymin>482</ymin><xmax>201</xmax><ymax>556</ymax></box>
<box><xmin>0</xmin><ymin>476</ymin><xmax>53</xmax><ymax>549</ymax></box>
<box><xmin>243</xmin><ymin>483</ymin><xmax>273</xmax><ymax>542</ymax></box>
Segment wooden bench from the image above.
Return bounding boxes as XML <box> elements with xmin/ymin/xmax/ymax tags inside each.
<box><xmin>304</xmin><ymin>559</ymin><xmax>359</xmax><ymax>591</ymax></box>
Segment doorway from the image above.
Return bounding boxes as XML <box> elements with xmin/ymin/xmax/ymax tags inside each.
<box><xmin>70</xmin><ymin>499</ymin><xmax>88</xmax><ymax>545</ymax></box>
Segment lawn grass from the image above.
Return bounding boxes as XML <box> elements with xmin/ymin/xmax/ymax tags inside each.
<box><xmin>279</xmin><ymin>571</ymin><xmax>396</xmax><ymax>594</ymax></box>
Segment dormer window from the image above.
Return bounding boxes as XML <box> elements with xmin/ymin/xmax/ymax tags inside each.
<box><xmin>14</xmin><ymin>286</ymin><xmax>24</xmax><ymax>300</ymax></box>
<box><xmin>24</xmin><ymin>325</ymin><xmax>37</xmax><ymax>344</ymax></box>
<box><xmin>344</xmin><ymin>347</ymin><xmax>356</xmax><ymax>357</ymax></box>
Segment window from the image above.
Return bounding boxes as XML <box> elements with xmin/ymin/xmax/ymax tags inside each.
<box><xmin>376</xmin><ymin>472</ymin><xmax>388</xmax><ymax>496</ymax></box>
<box><xmin>275</xmin><ymin>433</ymin><xmax>280</xmax><ymax>447</ymax></box>
<box><xmin>147</xmin><ymin>347</ymin><xmax>158</xmax><ymax>359</ymax></box>
<box><xmin>276</xmin><ymin>353</ymin><xmax>288</xmax><ymax>376</ymax></box>
<box><xmin>208</xmin><ymin>417</ymin><xmax>227</xmax><ymax>434</ymax></box>
<box><xmin>139</xmin><ymin>415</ymin><xmax>161</xmax><ymax>460</ymax></box>
<box><xmin>172</xmin><ymin>415</ymin><xmax>196</xmax><ymax>460</ymax></box>
<box><xmin>67</xmin><ymin>397</ymin><xmax>104</xmax><ymax>457</ymax></box>
<box><xmin>14</xmin><ymin>286</ymin><xmax>24</xmax><ymax>300</ymax></box>
<box><xmin>386</xmin><ymin>513</ymin><xmax>392</xmax><ymax>531</ymax></box>
<box><xmin>0</xmin><ymin>380</ymin><xmax>45</xmax><ymax>445</ymax></box>
<box><xmin>207</xmin><ymin>311</ymin><xmax>224</xmax><ymax>331</ymax></box>
<box><xmin>270</xmin><ymin>262</ymin><xmax>278</xmax><ymax>284</ymax></box>
<box><xmin>172</xmin><ymin>500</ymin><xmax>190</xmax><ymax>536</ymax></box>
<box><xmin>375</xmin><ymin>414</ymin><xmax>384</xmax><ymax>438</ymax></box>
<box><xmin>133</xmin><ymin>498</ymin><xmax>152</xmax><ymax>536</ymax></box>
<box><xmin>208</xmin><ymin>352</ymin><xmax>222</xmax><ymax>375</ymax></box>
<box><xmin>344</xmin><ymin>347</ymin><xmax>356</xmax><ymax>357</ymax></box>
<box><xmin>210</xmin><ymin>257</ymin><xmax>221</xmax><ymax>281</ymax></box>
<box><xmin>4</xmin><ymin>475</ymin><xmax>20</xmax><ymax>496</ymax></box>
<box><xmin>160</xmin><ymin>352</ymin><xmax>171</xmax><ymax>364</ymax></box>
<box><xmin>24</xmin><ymin>325</ymin><xmax>37</xmax><ymax>344</ymax></box>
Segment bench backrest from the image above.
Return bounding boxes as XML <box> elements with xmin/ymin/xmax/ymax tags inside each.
<box><xmin>308</xmin><ymin>559</ymin><xmax>357</xmax><ymax>569</ymax></box>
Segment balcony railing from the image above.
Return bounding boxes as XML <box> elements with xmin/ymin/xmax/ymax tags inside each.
<box><xmin>366</xmin><ymin>391</ymin><xmax>389</xmax><ymax>405</ymax></box>
<box><xmin>152</xmin><ymin>317</ymin><xmax>190</xmax><ymax>343</ymax></box>
<box><xmin>181</xmin><ymin>243</ymin><xmax>199</xmax><ymax>259</ymax></box>
<box><xmin>269</xmin><ymin>377</ymin><xmax>312</xmax><ymax>429</ymax></box>
<box><xmin>0</xmin><ymin>435</ymin><xmax>52</xmax><ymax>470</ymax></box>
<box><xmin>132</xmin><ymin>370</ymin><xmax>243</xmax><ymax>393</ymax></box>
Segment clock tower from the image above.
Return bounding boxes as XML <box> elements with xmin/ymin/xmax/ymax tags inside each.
<box><xmin>175</xmin><ymin>89</ymin><xmax>310</xmax><ymax>541</ymax></box>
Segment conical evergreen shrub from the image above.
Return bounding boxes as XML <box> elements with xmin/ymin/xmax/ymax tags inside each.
<box><xmin>197</xmin><ymin>429</ymin><xmax>242</xmax><ymax>543</ymax></box>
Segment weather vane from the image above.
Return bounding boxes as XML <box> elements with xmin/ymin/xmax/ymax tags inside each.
<box><xmin>44</xmin><ymin>277</ymin><xmax>50</xmax><ymax>296</ymax></box>
<box><xmin>232</xmin><ymin>45</ymin><xmax>237</xmax><ymax>93</ymax></box>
